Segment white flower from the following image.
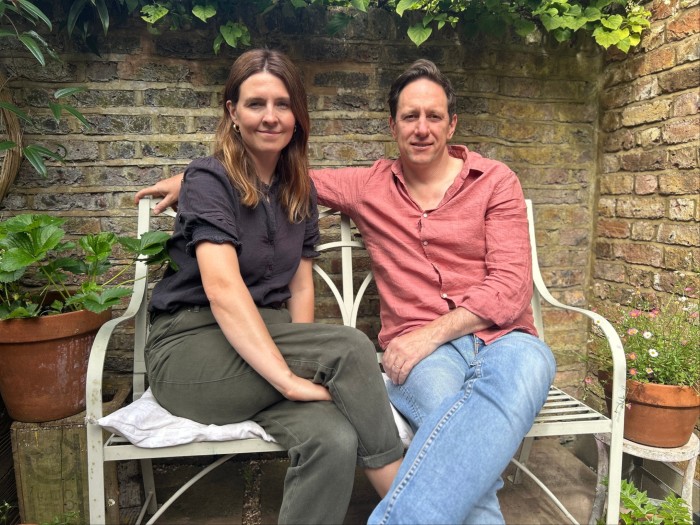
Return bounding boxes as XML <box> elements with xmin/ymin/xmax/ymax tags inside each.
<box><xmin>642</xmin><ymin>331</ymin><xmax>653</xmax><ymax>339</ymax></box>
<box><xmin>648</xmin><ymin>349</ymin><xmax>658</xmax><ymax>357</ymax></box>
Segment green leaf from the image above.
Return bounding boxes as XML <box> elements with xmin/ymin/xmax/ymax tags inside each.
<box><xmin>24</xmin><ymin>144</ymin><xmax>66</xmax><ymax>162</ymax></box>
<box><xmin>74</xmin><ymin>287</ymin><xmax>132</xmax><ymax>313</ymax></box>
<box><xmin>119</xmin><ymin>230</ymin><xmax>170</xmax><ymax>256</ymax></box>
<box><xmin>0</xmin><ymin>101</ymin><xmax>31</xmax><ymax>123</ymax></box>
<box><xmin>15</xmin><ymin>0</ymin><xmax>52</xmax><ymax>30</ymax></box>
<box><xmin>407</xmin><ymin>23</ymin><xmax>432</xmax><ymax>46</ymax></box>
<box><xmin>141</xmin><ymin>5</ymin><xmax>169</xmax><ymax>24</ymax></box>
<box><xmin>514</xmin><ymin>18</ymin><xmax>537</xmax><ymax>37</ymax></box>
<box><xmin>67</xmin><ymin>0</ymin><xmax>88</xmax><ymax>35</ymax></box>
<box><xmin>125</xmin><ymin>0</ymin><xmax>140</xmax><ymax>13</ymax></box>
<box><xmin>601</xmin><ymin>14</ymin><xmax>623</xmax><ymax>30</ymax></box>
<box><xmin>54</xmin><ymin>87</ymin><xmax>87</xmax><ymax>99</ymax></box>
<box><xmin>219</xmin><ymin>21</ymin><xmax>249</xmax><ymax>49</ymax></box>
<box><xmin>80</xmin><ymin>232</ymin><xmax>117</xmax><ymax>264</ymax></box>
<box><xmin>22</xmin><ymin>146</ymin><xmax>48</xmax><ymax>177</ymax></box>
<box><xmin>212</xmin><ymin>33</ymin><xmax>223</xmax><ymax>54</ymax></box>
<box><xmin>64</xmin><ymin>105</ymin><xmax>91</xmax><ymax>128</ymax></box>
<box><xmin>0</xmin><ymin>29</ymin><xmax>17</xmax><ymax>38</ymax></box>
<box><xmin>350</xmin><ymin>0</ymin><xmax>369</xmax><ymax>12</ymax></box>
<box><xmin>95</xmin><ymin>0</ymin><xmax>110</xmax><ymax>34</ymax></box>
<box><xmin>396</xmin><ymin>0</ymin><xmax>417</xmax><ymax>17</ymax></box>
<box><xmin>0</xmin><ymin>140</ymin><xmax>18</xmax><ymax>151</ymax></box>
<box><xmin>17</xmin><ymin>34</ymin><xmax>45</xmax><ymax>66</ymax></box>
<box><xmin>192</xmin><ymin>3</ymin><xmax>217</xmax><ymax>22</ymax></box>
<box><xmin>327</xmin><ymin>12</ymin><xmax>352</xmax><ymax>35</ymax></box>
<box><xmin>289</xmin><ymin>0</ymin><xmax>307</xmax><ymax>7</ymax></box>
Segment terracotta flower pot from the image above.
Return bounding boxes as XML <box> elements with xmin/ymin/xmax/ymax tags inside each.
<box><xmin>624</xmin><ymin>380</ymin><xmax>700</xmax><ymax>448</ymax></box>
<box><xmin>599</xmin><ymin>373</ymin><xmax>700</xmax><ymax>448</ymax></box>
<box><xmin>0</xmin><ymin>308</ymin><xmax>111</xmax><ymax>422</ymax></box>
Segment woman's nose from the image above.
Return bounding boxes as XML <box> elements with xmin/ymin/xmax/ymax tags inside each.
<box><xmin>262</xmin><ymin>104</ymin><xmax>278</xmax><ymax>123</ymax></box>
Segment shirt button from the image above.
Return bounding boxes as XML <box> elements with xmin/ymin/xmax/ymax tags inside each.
<box><xmin>422</xmin><ymin>240</ymin><xmax>428</xmax><ymax>246</ymax></box>
<box><xmin>423</xmin><ymin>213</ymin><xmax>428</xmax><ymax>218</ymax></box>
<box><xmin>441</xmin><ymin>293</ymin><xmax>448</xmax><ymax>299</ymax></box>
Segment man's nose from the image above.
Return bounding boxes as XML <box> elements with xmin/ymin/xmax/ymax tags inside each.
<box><xmin>414</xmin><ymin>117</ymin><xmax>429</xmax><ymax>135</ymax></box>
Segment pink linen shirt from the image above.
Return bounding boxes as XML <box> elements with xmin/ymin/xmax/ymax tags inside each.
<box><xmin>311</xmin><ymin>145</ymin><xmax>537</xmax><ymax>348</ymax></box>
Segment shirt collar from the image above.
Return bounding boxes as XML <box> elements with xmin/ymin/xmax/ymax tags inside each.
<box><xmin>391</xmin><ymin>144</ymin><xmax>473</xmax><ymax>187</ymax></box>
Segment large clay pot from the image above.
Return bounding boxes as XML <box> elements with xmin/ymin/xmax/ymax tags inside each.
<box><xmin>623</xmin><ymin>380</ymin><xmax>700</xmax><ymax>448</ymax></box>
<box><xmin>0</xmin><ymin>309</ymin><xmax>111</xmax><ymax>422</ymax></box>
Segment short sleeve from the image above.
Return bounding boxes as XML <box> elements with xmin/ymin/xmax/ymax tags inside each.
<box><xmin>177</xmin><ymin>157</ymin><xmax>241</xmax><ymax>257</ymax></box>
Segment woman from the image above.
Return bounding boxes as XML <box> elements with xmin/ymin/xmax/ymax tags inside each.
<box><xmin>144</xmin><ymin>49</ymin><xmax>403</xmax><ymax>524</ymax></box>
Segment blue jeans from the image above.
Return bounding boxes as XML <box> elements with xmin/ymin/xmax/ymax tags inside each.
<box><xmin>369</xmin><ymin>331</ymin><xmax>556</xmax><ymax>525</ymax></box>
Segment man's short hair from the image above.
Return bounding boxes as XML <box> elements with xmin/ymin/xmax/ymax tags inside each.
<box><xmin>388</xmin><ymin>59</ymin><xmax>457</xmax><ymax>119</ymax></box>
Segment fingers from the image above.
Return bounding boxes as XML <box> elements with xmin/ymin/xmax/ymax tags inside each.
<box><xmin>154</xmin><ymin>194</ymin><xmax>176</xmax><ymax>214</ymax></box>
<box><xmin>385</xmin><ymin>358</ymin><xmax>411</xmax><ymax>385</ymax></box>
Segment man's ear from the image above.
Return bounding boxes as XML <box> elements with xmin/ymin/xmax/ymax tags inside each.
<box><xmin>448</xmin><ymin>113</ymin><xmax>457</xmax><ymax>139</ymax></box>
<box><xmin>389</xmin><ymin>116</ymin><xmax>397</xmax><ymax>139</ymax></box>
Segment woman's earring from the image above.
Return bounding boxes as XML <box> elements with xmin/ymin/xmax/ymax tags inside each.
<box><xmin>294</xmin><ymin>125</ymin><xmax>297</xmax><ymax>133</ymax></box>
<box><xmin>233</xmin><ymin>123</ymin><xmax>240</xmax><ymax>133</ymax></box>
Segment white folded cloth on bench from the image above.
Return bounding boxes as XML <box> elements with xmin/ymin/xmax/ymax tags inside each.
<box><xmin>97</xmin><ymin>375</ymin><xmax>414</xmax><ymax>449</ymax></box>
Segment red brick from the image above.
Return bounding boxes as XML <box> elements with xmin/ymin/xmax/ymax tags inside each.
<box><xmin>662</xmin><ymin>116</ymin><xmax>700</xmax><ymax>144</ymax></box>
<box><xmin>631</xmin><ymin>221</ymin><xmax>658</xmax><ymax>241</ymax></box>
<box><xmin>598</xmin><ymin>218</ymin><xmax>630</xmax><ymax>238</ymax></box>
<box><xmin>671</xmin><ymin>90</ymin><xmax>700</xmax><ymax>117</ymax></box>
<box><xmin>659</xmin><ymin>172</ymin><xmax>700</xmax><ymax>194</ymax></box>
<box><xmin>616</xmin><ymin>197</ymin><xmax>666</xmax><ymax>218</ymax></box>
<box><xmin>669</xmin><ymin>198</ymin><xmax>697</xmax><ymax>220</ymax></box>
<box><xmin>594</xmin><ymin>261</ymin><xmax>627</xmax><ymax>282</ymax></box>
<box><xmin>614</xmin><ymin>242</ymin><xmax>664</xmax><ymax>266</ymax></box>
<box><xmin>657</xmin><ymin>222</ymin><xmax>700</xmax><ymax>245</ymax></box>
<box><xmin>667</xmin><ymin>7</ymin><xmax>700</xmax><ymax>41</ymax></box>
<box><xmin>600</xmin><ymin>173</ymin><xmax>634</xmax><ymax>194</ymax></box>
<box><xmin>635</xmin><ymin>173</ymin><xmax>659</xmax><ymax>194</ymax></box>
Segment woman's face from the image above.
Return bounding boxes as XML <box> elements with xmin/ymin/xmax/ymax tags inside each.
<box><xmin>227</xmin><ymin>72</ymin><xmax>296</xmax><ymax>168</ymax></box>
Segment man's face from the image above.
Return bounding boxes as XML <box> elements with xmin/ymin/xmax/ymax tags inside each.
<box><xmin>389</xmin><ymin>78</ymin><xmax>457</xmax><ymax>171</ymax></box>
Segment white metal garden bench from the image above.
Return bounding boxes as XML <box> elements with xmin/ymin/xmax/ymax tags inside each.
<box><xmin>86</xmin><ymin>198</ymin><xmax>626</xmax><ymax>525</ymax></box>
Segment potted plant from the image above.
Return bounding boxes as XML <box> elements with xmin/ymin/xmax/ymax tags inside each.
<box><xmin>587</xmin><ymin>271</ymin><xmax>700</xmax><ymax>448</ymax></box>
<box><xmin>602</xmin><ymin>479</ymin><xmax>693</xmax><ymax>525</ymax></box>
<box><xmin>0</xmin><ymin>212</ymin><xmax>169</xmax><ymax>422</ymax></box>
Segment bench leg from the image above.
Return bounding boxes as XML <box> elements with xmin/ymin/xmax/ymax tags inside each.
<box><xmin>509</xmin><ymin>436</ymin><xmax>535</xmax><ymax>485</ymax></box>
<box><xmin>141</xmin><ymin>458</ymin><xmax>159</xmax><ymax>515</ymax></box>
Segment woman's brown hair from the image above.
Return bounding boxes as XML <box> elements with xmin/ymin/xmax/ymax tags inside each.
<box><xmin>214</xmin><ymin>49</ymin><xmax>311</xmax><ymax>222</ymax></box>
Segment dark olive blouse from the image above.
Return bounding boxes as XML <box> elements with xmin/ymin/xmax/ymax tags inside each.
<box><xmin>149</xmin><ymin>156</ymin><xmax>320</xmax><ymax>314</ymax></box>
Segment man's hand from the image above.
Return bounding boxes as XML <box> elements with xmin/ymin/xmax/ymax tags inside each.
<box><xmin>134</xmin><ymin>173</ymin><xmax>184</xmax><ymax>214</ymax></box>
<box><xmin>382</xmin><ymin>327</ymin><xmax>436</xmax><ymax>385</ymax></box>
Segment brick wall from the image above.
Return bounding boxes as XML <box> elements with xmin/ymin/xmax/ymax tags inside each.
<box><xmin>0</xmin><ymin>7</ymin><xmax>617</xmax><ymax>391</ymax></box>
<box><xmin>596</xmin><ymin>0</ymin><xmax>699</xmax><ymax>305</ymax></box>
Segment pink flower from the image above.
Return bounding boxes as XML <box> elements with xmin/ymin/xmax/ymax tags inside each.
<box><xmin>629</xmin><ymin>368</ymin><xmax>637</xmax><ymax>376</ymax></box>
<box><xmin>627</xmin><ymin>352</ymin><xmax>637</xmax><ymax>361</ymax></box>
<box><xmin>629</xmin><ymin>309</ymin><xmax>641</xmax><ymax>318</ymax></box>
<box><xmin>627</xmin><ymin>328</ymin><xmax>638</xmax><ymax>335</ymax></box>
<box><xmin>584</xmin><ymin>376</ymin><xmax>593</xmax><ymax>385</ymax></box>
<box><xmin>648</xmin><ymin>308</ymin><xmax>659</xmax><ymax>318</ymax></box>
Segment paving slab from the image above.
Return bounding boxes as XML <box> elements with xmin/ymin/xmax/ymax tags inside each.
<box><xmin>134</xmin><ymin>437</ymin><xmax>596</xmax><ymax>524</ymax></box>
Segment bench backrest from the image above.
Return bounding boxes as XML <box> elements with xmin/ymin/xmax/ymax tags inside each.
<box><xmin>131</xmin><ymin>198</ymin><xmax>543</xmax><ymax>400</ymax></box>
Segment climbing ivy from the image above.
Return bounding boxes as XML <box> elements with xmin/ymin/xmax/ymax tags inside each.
<box><xmin>55</xmin><ymin>0</ymin><xmax>650</xmax><ymax>54</ymax></box>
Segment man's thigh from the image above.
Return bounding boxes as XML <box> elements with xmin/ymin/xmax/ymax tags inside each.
<box><xmin>386</xmin><ymin>335</ymin><xmax>475</xmax><ymax>429</ymax></box>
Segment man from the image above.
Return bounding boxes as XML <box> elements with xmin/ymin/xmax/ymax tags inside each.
<box><xmin>136</xmin><ymin>59</ymin><xmax>556</xmax><ymax>524</ymax></box>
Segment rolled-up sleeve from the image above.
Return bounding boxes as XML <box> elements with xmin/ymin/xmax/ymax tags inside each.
<box><xmin>178</xmin><ymin>158</ymin><xmax>241</xmax><ymax>257</ymax></box>
<box><xmin>456</xmin><ymin>176</ymin><xmax>533</xmax><ymax>328</ymax></box>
